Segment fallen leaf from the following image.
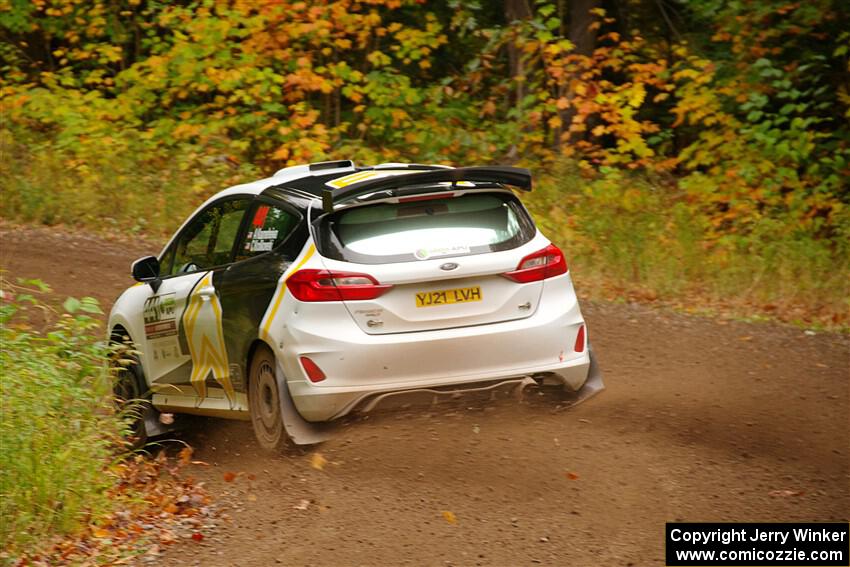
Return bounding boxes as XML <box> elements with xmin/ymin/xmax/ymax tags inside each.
<box><xmin>191</xmin><ymin>460</ymin><xmax>210</xmax><ymax>466</ymax></box>
<box><xmin>191</xmin><ymin>532</ymin><xmax>204</xmax><ymax>542</ymax></box>
<box><xmin>247</xmin><ymin>494</ymin><xmax>257</xmax><ymax>502</ymax></box>
<box><xmin>738</xmin><ymin>335</ymin><xmax>753</xmax><ymax>341</ymax></box>
<box><xmin>223</xmin><ymin>471</ymin><xmax>237</xmax><ymax>482</ymax></box>
<box><xmin>92</xmin><ymin>528</ymin><xmax>111</xmax><ymax>538</ymax></box>
<box><xmin>178</xmin><ymin>446</ymin><xmax>193</xmax><ymax>465</ymax></box>
<box><xmin>442</xmin><ymin>510</ymin><xmax>457</xmax><ymax>524</ymax></box>
<box><xmin>163</xmin><ymin>503</ymin><xmax>178</xmax><ymax>514</ymax></box>
<box><xmin>565</xmin><ymin>472</ymin><xmax>580</xmax><ymax>480</ymax></box>
<box><xmin>310</xmin><ymin>453</ymin><xmax>328</xmax><ymax>471</ymax></box>
<box><xmin>294</xmin><ymin>499</ymin><xmax>310</xmax><ymax>511</ymax></box>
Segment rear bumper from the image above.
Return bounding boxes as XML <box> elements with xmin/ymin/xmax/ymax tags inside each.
<box><xmin>277</xmin><ymin>275</ymin><xmax>590</xmax><ymax>422</ymax></box>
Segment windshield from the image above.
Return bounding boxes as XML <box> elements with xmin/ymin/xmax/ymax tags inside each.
<box><xmin>316</xmin><ymin>192</ymin><xmax>536</xmax><ymax>264</ymax></box>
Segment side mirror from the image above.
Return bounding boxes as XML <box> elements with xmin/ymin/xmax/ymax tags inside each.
<box><xmin>132</xmin><ymin>256</ymin><xmax>161</xmax><ymax>292</ymax></box>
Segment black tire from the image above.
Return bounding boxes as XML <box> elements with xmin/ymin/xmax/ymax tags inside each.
<box><xmin>113</xmin><ymin>358</ymin><xmax>150</xmax><ymax>449</ymax></box>
<box><xmin>248</xmin><ymin>345</ymin><xmax>289</xmax><ymax>451</ymax></box>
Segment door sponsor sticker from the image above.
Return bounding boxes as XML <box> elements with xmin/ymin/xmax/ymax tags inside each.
<box><xmin>143</xmin><ymin>293</ymin><xmax>177</xmax><ymax>339</ymax></box>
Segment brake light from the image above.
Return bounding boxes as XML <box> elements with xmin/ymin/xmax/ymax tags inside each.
<box><xmin>300</xmin><ymin>356</ymin><xmax>326</xmax><ymax>383</ymax></box>
<box><xmin>398</xmin><ymin>192</ymin><xmax>454</xmax><ymax>203</ymax></box>
<box><xmin>286</xmin><ymin>269</ymin><xmax>392</xmax><ymax>302</ymax></box>
<box><xmin>502</xmin><ymin>244</ymin><xmax>568</xmax><ymax>283</ymax></box>
<box><xmin>574</xmin><ymin>325</ymin><xmax>586</xmax><ymax>353</ymax></box>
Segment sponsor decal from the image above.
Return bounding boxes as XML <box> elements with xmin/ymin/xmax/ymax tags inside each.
<box><xmin>145</xmin><ymin>320</ymin><xmax>178</xmax><ymax>340</ymax></box>
<box><xmin>253</xmin><ymin>228</ymin><xmax>278</xmax><ymax>240</ymax></box>
<box><xmin>414</xmin><ymin>244</ymin><xmax>470</xmax><ymax>260</ymax></box>
<box><xmin>143</xmin><ymin>293</ymin><xmax>178</xmax><ymax>339</ymax></box>
<box><xmin>182</xmin><ymin>274</ymin><xmax>235</xmax><ymax>404</ymax></box>
<box><xmin>244</xmin><ymin>210</ymin><xmax>278</xmax><ymax>253</ymax></box>
<box><xmin>250</xmin><ymin>240</ymin><xmax>274</xmax><ymax>252</ymax></box>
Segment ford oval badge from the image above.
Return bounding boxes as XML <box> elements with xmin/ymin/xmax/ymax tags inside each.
<box><xmin>440</xmin><ymin>262</ymin><xmax>459</xmax><ymax>271</ymax></box>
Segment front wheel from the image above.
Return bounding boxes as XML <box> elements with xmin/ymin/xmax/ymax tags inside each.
<box><xmin>113</xmin><ymin>357</ymin><xmax>150</xmax><ymax>449</ymax></box>
<box><xmin>248</xmin><ymin>345</ymin><xmax>288</xmax><ymax>451</ymax></box>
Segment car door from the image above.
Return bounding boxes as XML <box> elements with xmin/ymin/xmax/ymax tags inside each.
<box><xmin>139</xmin><ymin>196</ymin><xmax>252</xmax><ymax>409</ymax></box>
<box><xmin>216</xmin><ymin>198</ymin><xmax>306</xmax><ymax>383</ymax></box>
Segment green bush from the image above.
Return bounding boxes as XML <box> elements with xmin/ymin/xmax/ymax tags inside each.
<box><xmin>526</xmin><ymin>163</ymin><xmax>850</xmax><ymax>325</ymax></box>
<box><xmin>0</xmin><ymin>282</ymin><xmax>120</xmax><ymax>553</ymax></box>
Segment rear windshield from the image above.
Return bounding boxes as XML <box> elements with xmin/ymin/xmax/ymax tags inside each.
<box><xmin>316</xmin><ymin>192</ymin><xmax>536</xmax><ymax>264</ymax></box>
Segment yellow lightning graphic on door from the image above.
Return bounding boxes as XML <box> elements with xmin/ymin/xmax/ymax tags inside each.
<box><xmin>182</xmin><ymin>273</ymin><xmax>235</xmax><ymax>403</ymax></box>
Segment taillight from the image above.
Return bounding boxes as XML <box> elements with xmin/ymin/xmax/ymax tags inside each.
<box><xmin>300</xmin><ymin>356</ymin><xmax>326</xmax><ymax>383</ymax></box>
<box><xmin>501</xmin><ymin>244</ymin><xmax>568</xmax><ymax>283</ymax></box>
<box><xmin>286</xmin><ymin>269</ymin><xmax>392</xmax><ymax>302</ymax></box>
<box><xmin>574</xmin><ymin>325</ymin><xmax>585</xmax><ymax>353</ymax></box>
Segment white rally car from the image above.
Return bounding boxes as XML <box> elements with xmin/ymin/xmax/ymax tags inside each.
<box><xmin>109</xmin><ymin>161</ymin><xmax>602</xmax><ymax>449</ymax></box>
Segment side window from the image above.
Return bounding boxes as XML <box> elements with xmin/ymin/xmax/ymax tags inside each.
<box><xmin>235</xmin><ymin>203</ymin><xmax>300</xmax><ymax>262</ymax></box>
<box><xmin>159</xmin><ymin>246</ymin><xmax>176</xmax><ymax>277</ymax></box>
<box><xmin>167</xmin><ymin>199</ymin><xmax>250</xmax><ymax>276</ymax></box>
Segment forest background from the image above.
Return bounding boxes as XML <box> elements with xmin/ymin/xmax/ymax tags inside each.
<box><xmin>2</xmin><ymin>0</ymin><xmax>849</xmax><ymax>327</ymax></box>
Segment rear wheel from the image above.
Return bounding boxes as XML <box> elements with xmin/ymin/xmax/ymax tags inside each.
<box><xmin>248</xmin><ymin>345</ymin><xmax>288</xmax><ymax>451</ymax></box>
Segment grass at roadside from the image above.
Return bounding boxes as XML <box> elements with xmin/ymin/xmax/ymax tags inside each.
<box><xmin>0</xmin><ymin>281</ymin><xmax>220</xmax><ymax>564</ymax></box>
<box><xmin>0</xmin><ymin>281</ymin><xmax>121</xmax><ymax>555</ymax></box>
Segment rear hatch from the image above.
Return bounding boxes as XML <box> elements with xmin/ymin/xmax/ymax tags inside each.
<box><xmin>314</xmin><ymin>190</ymin><xmax>544</xmax><ymax>335</ymax></box>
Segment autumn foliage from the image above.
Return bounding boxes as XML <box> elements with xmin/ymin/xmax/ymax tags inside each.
<box><xmin>1</xmin><ymin>0</ymin><xmax>848</xmax><ymax>324</ymax></box>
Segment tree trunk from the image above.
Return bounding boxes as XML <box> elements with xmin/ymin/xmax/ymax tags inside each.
<box><xmin>568</xmin><ymin>0</ymin><xmax>601</xmax><ymax>56</ymax></box>
<box><xmin>505</xmin><ymin>0</ymin><xmax>532</xmax><ymax>106</ymax></box>
<box><xmin>556</xmin><ymin>0</ymin><xmax>601</xmax><ymax>150</ymax></box>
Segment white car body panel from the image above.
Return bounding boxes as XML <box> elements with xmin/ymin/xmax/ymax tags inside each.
<box><xmin>108</xmin><ymin>161</ymin><xmax>598</xmax><ymax>438</ymax></box>
<box><xmin>316</xmin><ymin>233</ymin><xmax>548</xmax><ymax>334</ymax></box>
<box><xmin>260</xmin><ymin>234</ymin><xmax>589</xmax><ymax>422</ymax></box>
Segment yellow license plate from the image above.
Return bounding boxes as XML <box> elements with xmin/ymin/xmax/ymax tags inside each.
<box><xmin>415</xmin><ymin>286</ymin><xmax>482</xmax><ymax>308</ymax></box>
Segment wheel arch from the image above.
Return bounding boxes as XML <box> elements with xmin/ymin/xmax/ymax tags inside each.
<box><xmin>110</xmin><ymin>323</ymin><xmax>130</xmax><ymax>342</ymax></box>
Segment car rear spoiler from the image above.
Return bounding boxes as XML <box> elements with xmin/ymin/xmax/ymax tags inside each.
<box><xmin>321</xmin><ymin>166</ymin><xmax>532</xmax><ymax>214</ymax></box>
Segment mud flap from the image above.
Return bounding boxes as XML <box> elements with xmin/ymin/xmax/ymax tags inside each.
<box><xmin>132</xmin><ymin>361</ymin><xmax>175</xmax><ymax>439</ymax></box>
<box><xmin>141</xmin><ymin>404</ymin><xmax>191</xmax><ymax>439</ymax></box>
<box><xmin>276</xmin><ymin>361</ymin><xmax>334</xmax><ymax>446</ymax></box>
<box><xmin>141</xmin><ymin>406</ymin><xmax>172</xmax><ymax>438</ymax></box>
<box><xmin>566</xmin><ymin>344</ymin><xmax>605</xmax><ymax>406</ymax></box>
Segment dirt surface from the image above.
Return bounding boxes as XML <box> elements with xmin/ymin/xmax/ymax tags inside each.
<box><xmin>2</xmin><ymin>223</ymin><xmax>849</xmax><ymax>567</ymax></box>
